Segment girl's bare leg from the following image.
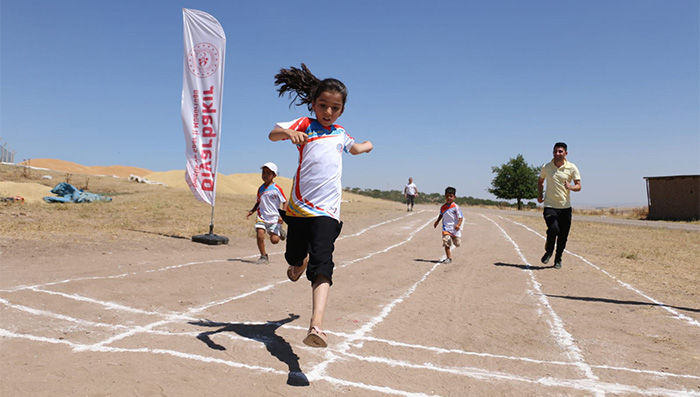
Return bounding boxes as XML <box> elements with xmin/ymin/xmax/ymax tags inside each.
<box><xmin>310</xmin><ymin>275</ymin><xmax>330</xmax><ymax>329</ymax></box>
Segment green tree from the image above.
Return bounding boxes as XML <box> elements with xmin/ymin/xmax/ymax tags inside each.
<box><xmin>488</xmin><ymin>154</ymin><xmax>540</xmax><ymax>210</ymax></box>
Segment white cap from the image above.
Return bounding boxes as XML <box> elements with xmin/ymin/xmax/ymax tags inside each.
<box><xmin>261</xmin><ymin>162</ymin><xmax>278</xmax><ymax>175</ymax></box>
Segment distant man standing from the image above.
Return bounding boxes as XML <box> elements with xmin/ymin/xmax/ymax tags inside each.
<box><xmin>404</xmin><ymin>177</ymin><xmax>419</xmax><ymax>211</ymax></box>
<box><xmin>537</xmin><ymin>142</ymin><xmax>581</xmax><ymax>269</ymax></box>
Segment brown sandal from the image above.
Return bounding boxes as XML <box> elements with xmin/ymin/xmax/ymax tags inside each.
<box><xmin>286</xmin><ymin>259</ymin><xmax>308</xmax><ymax>282</ymax></box>
<box><xmin>303</xmin><ymin>326</ymin><xmax>327</xmax><ymax>348</ymax></box>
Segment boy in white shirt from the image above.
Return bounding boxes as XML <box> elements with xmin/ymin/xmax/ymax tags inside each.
<box><xmin>246</xmin><ymin>162</ymin><xmax>287</xmax><ymax>264</ymax></box>
<box><xmin>433</xmin><ymin>186</ymin><xmax>463</xmax><ymax>264</ymax></box>
<box><xmin>404</xmin><ymin>177</ymin><xmax>418</xmax><ymax>211</ymax></box>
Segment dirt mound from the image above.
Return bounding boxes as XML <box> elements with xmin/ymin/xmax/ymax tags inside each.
<box><xmin>11</xmin><ymin>159</ymin><xmax>379</xmax><ymax>203</ymax></box>
<box><xmin>142</xmin><ymin>171</ymin><xmax>381</xmax><ymax>202</ymax></box>
<box><xmin>144</xmin><ymin>171</ymin><xmax>294</xmax><ymax>196</ymax></box>
<box><xmin>18</xmin><ymin>159</ymin><xmax>151</xmax><ymax>179</ymax></box>
<box><xmin>0</xmin><ymin>181</ymin><xmax>52</xmax><ymax>204</ymax></box>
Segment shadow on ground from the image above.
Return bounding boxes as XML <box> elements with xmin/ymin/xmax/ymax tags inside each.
<box><xmin>227</xmin><ymin>258</ymin><xmax>260</xmax><ymax>264</ymax></box>
<box><xmin>493</xmin><ymin>262</ymin><xmax>553</xmax><ymax>270</ymax></box>
<box><xmin>414</xmin><ymin>259</ymin><xmax>442</xmax><ymax>264</ymax></box>
<box><xmin>189</xmin><ymin>313</ymin><xmax>309</xmax><ymax>386</ymax></box>
<box><xmin>547</xmin><ymin>294</ymin><xmax>700</xmax><ymax>313</ymax></box>
<box><xmin>126</xmin><ymin>229</ymin><xmax>189</xmax><ymax>239</ymax></box>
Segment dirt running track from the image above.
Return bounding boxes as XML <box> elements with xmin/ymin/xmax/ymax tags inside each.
<box><xmin>1</xmin><ymin>206</ymin><xmax>699</xmax><ymax>396</ymax></box>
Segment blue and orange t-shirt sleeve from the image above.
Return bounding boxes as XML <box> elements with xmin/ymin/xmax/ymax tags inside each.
<box><xmin>439</xmin><ymin>203</ymin><xmax>449</xmax><ymax>215</ymax></box>
<box><xmin>342</xmin><ymin>129</ymin><xmax>355</xmax><ymax>152</ymax></box>
<box><xmin>275</xmin><ymin>183</ymin><xmax>287</xmax><ymax>203</ymax></box>
<box><xmin>276</xmin><ymin>117</ymin><xmax>311</xmax><ymax>138</ymax></box>
<box><xmin>256</xmin><ymin>184</ymin><xmax>263</xmax><ymax>203</ymax></box>
<box><xmin>290</xmin><ymin>117</ymin><xmax>310</xmax><ymax>131</ymax></box>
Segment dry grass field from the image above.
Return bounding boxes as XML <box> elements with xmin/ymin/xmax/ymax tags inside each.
<box><xmin>0</xmin><ymin>163</ymin><xmax>390</xmax><ymax>242</ymax></box>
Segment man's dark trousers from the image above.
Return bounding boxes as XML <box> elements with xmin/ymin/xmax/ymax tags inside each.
<box><xmin>543</xmin><ymin>207</ymin><xmax>572</xmax><ymax>261</ymax></box>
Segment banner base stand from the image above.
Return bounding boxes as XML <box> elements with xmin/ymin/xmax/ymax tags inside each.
<box><xmin>192</xmin><ymin>233</ymin><xmax>229</xmax><ymax>245</ymax></box>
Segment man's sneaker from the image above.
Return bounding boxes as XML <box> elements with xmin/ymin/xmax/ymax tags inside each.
<box><xmin>279</xmin><ymin>227</ymin><xmax>287</xmax><ymax>241</ymax></box>
<box><xmin>541</xmin><ymin>252</ymin><xmax>553</xmax><ymax>265</ymax></box>
<box><xmin>442</xmin><ymin>258</ymin><xmax>452</xmax><ymax>264</ymax></box>
<box><xmin>256</xmin><ymin>255</ymin><xmax>269</xmax><ymax>264</ymax></box>
<box><xmin>554</xmin><ymin>260</ymin><xmax>562</xmax><ymax>269</ymax></box>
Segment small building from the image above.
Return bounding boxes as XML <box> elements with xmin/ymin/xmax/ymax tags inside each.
<box><xmin>644</xmin><ymin>175</ymin><xmax>700</xmax><ymax>221</ymax></box>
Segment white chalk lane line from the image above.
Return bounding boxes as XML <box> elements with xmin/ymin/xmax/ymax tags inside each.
<box><xmin>0</xmin><ymin>211</ymin><xmax>420</xmax><ymax>294</ymax></box>
<box><xmin>0</xmin><ymin>211</ymin><xmax>425</xmax><ymax>334</ymax></box>
<box><xmin>1</xmin><ymin>213</ymin><xmax>447</xmax><ymax>397</ymax></box>
<box><xmin>501</xmin><ymin>216</ymin><xmax>700</xmax><ymax>328</ymax></box>
<box><xmin>478</xmin><ymin>214</ymin><xmax>601</xmax><ymax>389</ymax></box>
<box><xmin>0</xmin><ymin>211</ymin><xmax>430</xmax><ymax>339</ymax></box>
<box><xmin>3</xmin><ymin>212</ymin><xmax>698</xmax><ymax>396</ymax></box>
<box><xmin>3</xmin><ymin>324</ymin><xmax>697</xmax><ymax>397</ymax></box>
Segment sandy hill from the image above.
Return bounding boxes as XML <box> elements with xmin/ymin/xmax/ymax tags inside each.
<box><xmin>145</xmin><ymin>170</ymin><xmax>293</xmax><ymax>196</ymax></box>
<box><xmin>16</xmin><ymin>159</ymin><xmax>293</xmax><ymax>195</ymax></box>
<box><xmin>5</xmin><ymin>159</ymin><xmax>378</xmax><ymax>204</ymax></box>
<box><xmin>19</xmin><ymin>159</ymin><xmax>152</xmax><ymax>179</ymax></box>
<box><xmin>4</xmin><ymin>159</ymin><xmax>295</xmax><ymax>202</ymax></box>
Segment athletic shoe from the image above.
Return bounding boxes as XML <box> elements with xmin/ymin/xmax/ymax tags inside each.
<box><xmin>554</xmin><ymin>260</ymin><xmax>562</xmax><ymax>269</ymax></box>
<box><xmin>442</xmin><ymin>258</ymin><xmax>452</xmax><ymax>264</ymax></box>
<box><xmin>279</xmin><ymin>227</ymin><xmax>287</xmax><ymax>241</ymax></box>
<box><xmin>256</xmin><ymin>255</ymin><xmax>269</xmax><ymax>264</ymax></box>
<box><xmin>541</xmin><ymin>252</ymin><xmax>553</xmax><ymax>265</ymax></box>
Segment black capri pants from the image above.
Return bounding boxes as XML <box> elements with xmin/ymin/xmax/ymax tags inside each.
<box><xmin>280</xmin><ymin>210</ymin><xmax>343</xmax><ymax>286</ymax></box>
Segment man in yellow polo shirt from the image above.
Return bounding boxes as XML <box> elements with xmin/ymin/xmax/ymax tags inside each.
<box><xmin>537</xmin><ymin>142</ymin><xmax>581</xmax><ymax>269</ymax></box>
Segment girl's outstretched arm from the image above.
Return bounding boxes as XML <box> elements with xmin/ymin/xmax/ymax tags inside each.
<box><xmin>349</xmin><ymin>140</ymin><xmax>373</xmax><ymax>155</ymax></box>
<box><xmin>269</xmin><ymin>127</ymin><xmax>308</xmax><ymax>145</ymax></box>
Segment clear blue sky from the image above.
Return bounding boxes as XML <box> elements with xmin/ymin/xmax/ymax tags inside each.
<box><xmin>2</xmin><ymin>0</ymin><xmax>698</xmax><ymax>207</ymax></box>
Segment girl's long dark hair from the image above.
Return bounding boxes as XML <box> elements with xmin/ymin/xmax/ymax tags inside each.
<box><xmin>274</xmin><ymin>63</ymin><xmax>347</xmax><ymax>112</ymax></box>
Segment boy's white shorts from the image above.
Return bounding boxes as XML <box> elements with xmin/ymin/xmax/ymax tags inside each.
<box><xmin>256</xmin><ymin>219</ymin><xmax>282</xmax><ymax>236</ymax></box>
<box><xmin>442</xmin><ymin>233</ymin><xmax>461</xmax><ymax>248</ymax></box>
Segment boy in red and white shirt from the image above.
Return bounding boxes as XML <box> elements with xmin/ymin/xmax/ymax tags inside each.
<box><xmin>246</xmin><ymin>162</ymin><xmax>287</xmax><ymax>264</ymax></box>
<box><xmin>433</xmin><ymin>186</ymin><xmax>463</xmax><ymax>264</ymax></box>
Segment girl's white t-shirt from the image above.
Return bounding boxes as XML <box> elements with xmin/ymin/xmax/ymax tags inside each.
<box><xmin>275</xmin><ymin>117</ymin><xmax>354</xmax><ymax>220</ymax></box>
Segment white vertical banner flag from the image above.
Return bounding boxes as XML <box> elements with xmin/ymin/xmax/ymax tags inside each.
<box><xmin>181</xmin><ymin>8</ymin><xmax>226</xmax><ymax>205</ymax></box>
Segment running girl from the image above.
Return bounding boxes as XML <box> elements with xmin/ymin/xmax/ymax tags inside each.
<box><xmin>269</xmin><ymin>64</ymin><xmax>373</xmax><ymax>347</ymax></box>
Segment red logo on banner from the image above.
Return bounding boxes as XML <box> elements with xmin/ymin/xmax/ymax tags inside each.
<box><xmin>188</xmin><ymin>43</ymin><xmax>220</xmax><ymax>78</ymax></box>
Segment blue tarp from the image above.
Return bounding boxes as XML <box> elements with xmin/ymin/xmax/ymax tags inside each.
<box><xmin>43</xmin><ymin>182</ymin><xmax>112</xmax><ymax>203</ymax></box>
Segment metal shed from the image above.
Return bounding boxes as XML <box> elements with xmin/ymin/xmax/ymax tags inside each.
<box><xmin>644</xmin><ymin>175</ymin><xmax>700</xmax><ymax>221</ymax></box>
